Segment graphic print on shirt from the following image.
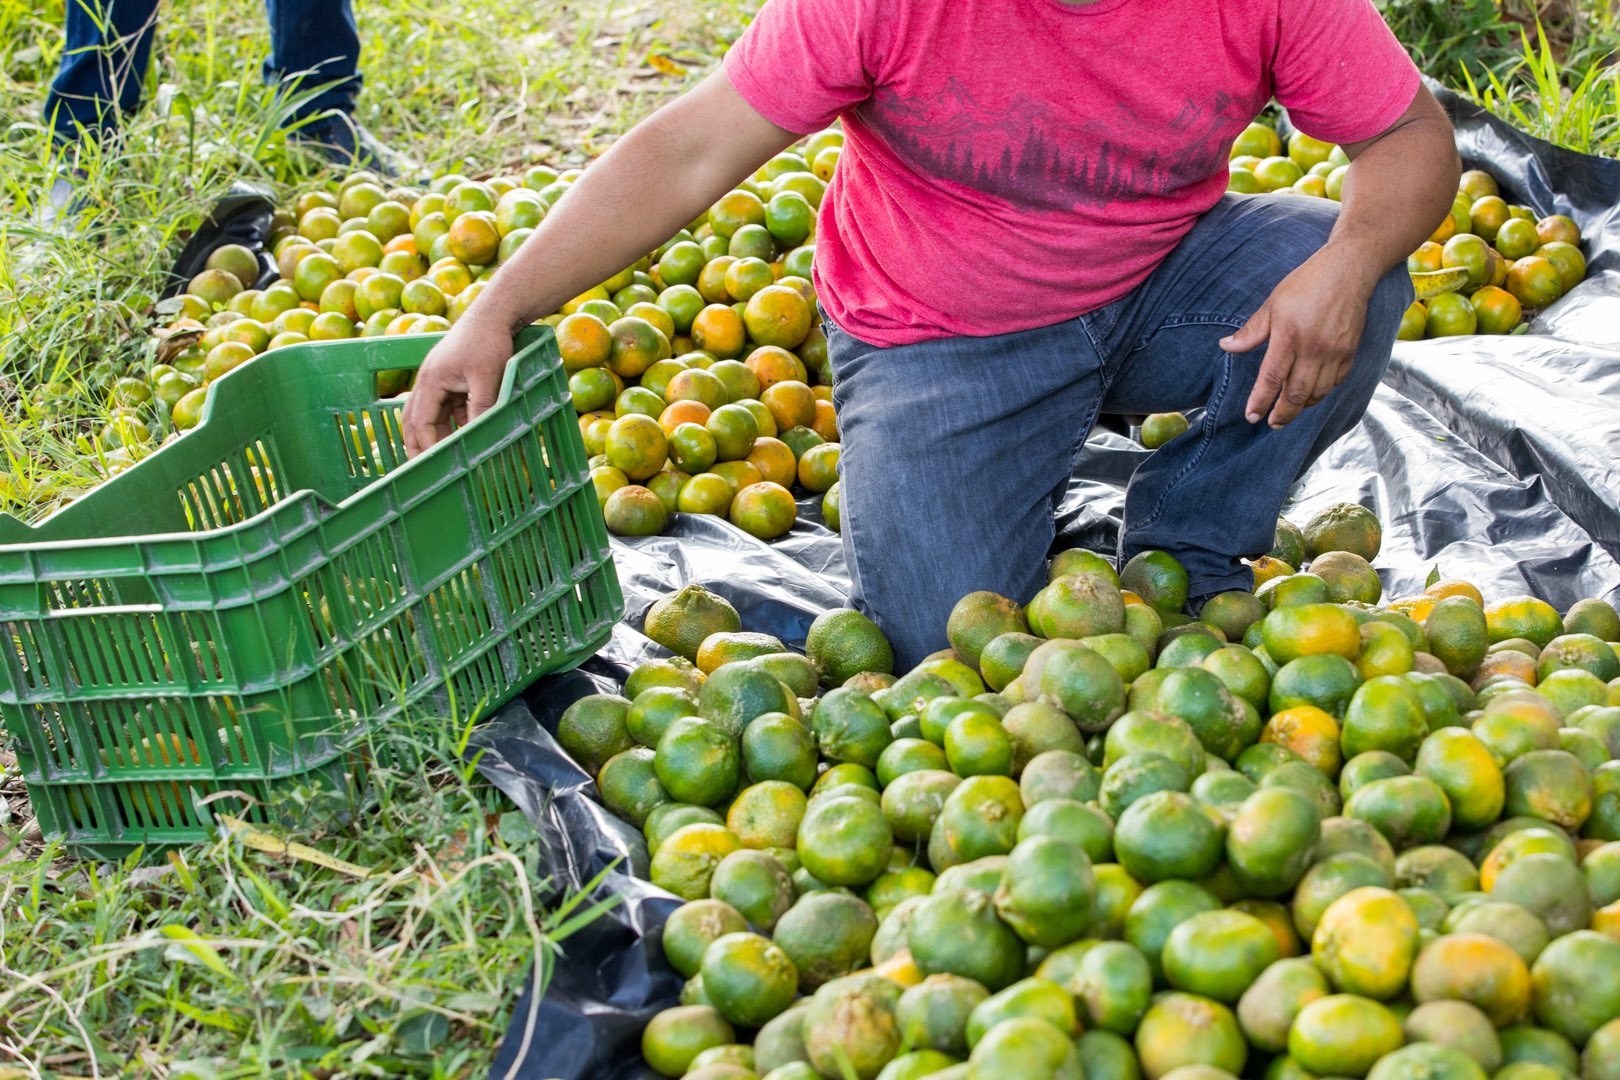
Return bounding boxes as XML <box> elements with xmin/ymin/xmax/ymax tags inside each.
<box><xmin>862</xmin><ymin>77</ymin><xmax>1243</xmax><ymax>213</ymax></box>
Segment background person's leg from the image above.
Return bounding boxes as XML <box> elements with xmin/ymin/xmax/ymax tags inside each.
<box><xmin>45</xmin><ymin>0</ymin><xmax>162</xmax><ymax>145</ymax></box>
<box><xmin>265</xmin><ymin>0</ymin><xmax>405</xmax><ymax>174</ymax></box>
<box><xmin>1091</xmin><ymin>194</ymin><xmax>1411</xmax><ymax>602</ymax></box>
<box><xmin>826</xmin><ymin>321</ymin><xmax>1105</xmax><ymax>670</ymax></box>
<box><xmin>263</xmin><ymin>0</ymin><xmax>362</xmax><ymax>121</ymax></box>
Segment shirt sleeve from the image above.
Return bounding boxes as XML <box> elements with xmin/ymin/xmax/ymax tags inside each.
<box><xmin>722</xmin><ymin>0</ymin><xmax>879</xmax><ymax>134</ymax></box>
<box><xmin>1270</xmin><ymin>0</ymin><xmax>1423</xmax><ymax>145</ymax></box>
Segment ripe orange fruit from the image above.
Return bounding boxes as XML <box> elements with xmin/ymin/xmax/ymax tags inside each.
<box><xmin>557</xmin><ymin>313</ymin><xmax>613</xmax><ymax>371</ymax></box>
<box><xmin>664</xmin><ymin>368</ymin><xmax>730</xmax><ymax>410</ymax></box>
<box><xmin>1469</xmin><ymin>286</ymin><xmax>1522</xmax><ymax>334</ymax></box>
<box><xmin>1535</xmin><ymin>214</ymin><xmax>1580</xmax><ymax>247</ymax></box>
<box><xmin>447</xmin><ymin>211</ymin><xmax>500</xmax><ymax>265</ymax></box>
<box><xmin>355</xmin><ymin>272</ymin><xmax>406</xmax><ymax>320</ymax></box>
<box><xmin>1493</xmin><ymin>218</ymin><xmax>1539</xmax><ymax>260</ymax></box>
<box><xmin>607</xmin><ymin>317</ymin><xmax>671</xmax><ymax>379</ymax></box>
<box><xmin>604</xmin><ymin>414</ymin><xmax>670</xmax><ymax>481</ymax></box>
<box><xmin>625</xmin><ymin>301</ymin><xmax>676</xmax><ymax>342</ymax></box>
<box><xmin>659</xmin><ymin>400</ymin><xmax>712</xmax><ymax>434</ymax></box>
<box><xmin>811</xmin><ymin>399</ymin><xmax>839</xmax><ymax>443</ymax></box>
<box><xmin>1397</xmin><ymin>301</ymin><xmax>1426</xmax><ymax>341</ymax></box>
<box><xmin>745</xmin><ymin>346</ymin><xmax>807</xmax><ymax>390</ymax></box>
<box><xmin>678</xmin><ymin>472</ymin><xmax>735</xmax><ymax>516</ymax></box>
<box><xmin>1262</xmin><ymin>705</ymin><xmax>1342</xmax><ymax>778</ymax></box>
<box><xmin>1505</xmin><ymin>256</ymin><xmax>1562</xmax><ymax>309</ymax></box>
<box><xmin>1469</xmin><ymin>196</ymin><xmax>1510</xmax><ymax>243</ymax></box>
<box><xmin>730</xmin><ymin>482</ymin><xmax>797</xmax><ymax>540</ymax></box>
<box><xmin>1428</xmin><ymin>211</ymin><xmax>1458</xmax><ymax>245</ymax></box>
<box><xmin>761</xmin><ymin>380</ymin><xmax>817</xmax><ymax>431</ymax></box>
<box><xmin>744</xmin><ymin>285</ymin><xmax>812</xmax><ymax>349</ymax></box>
<box><xmin>710</xmin><ymin>460</ymin><xmax>765</xmax><ymax>495</ymax></box>
<box><xmin>797</xmin><ymin>443</ymin><xmax>841</xmax><ymax>493</ymax></box>
<box><xmin>1424</xmin><ymin>292</ymin><xmax>1476</xmax><ymax>337</ymax></box>
<box><xmin>1425</xmin><ymin>579</ymin><xmax>1484</xmax><ymax>605</ymax></box>
<box><xmin>746</xmin><ymin>437</ymin><xmax>797</xmax><ymax>487</ymax></box>
<box><xmin>1441</xmin><ymin>234</ymin><xmax>1492</xmax><ymax>290</ymax></box>
<box><xmin>1406</xmin><ymin>243</ymin><xmax>1444</xmax><ymax>274</ymax></box>
<box><xmin>709</xmin><ymin>190</ymin><xmax>767</xmax><ymax>239</ymax></box>
<box><xmin>724</xmin><ymin>257</ymin><xmax>777</xmax><ymax>303</ymax></box>
<box><xmin>698</xmin><ymin>257</ymin><xmax>737</xmax><ymax>304</ymax></box>
<box><xmin>692</xmin><ymin>304</ymin><xmax>746</xmax><ymax>359</ymax></box>
<box><xmin>383</xmin><ymin>233</ymin><xmax>418</xmax><ymax>257</ymax></box>
<box><xmin>1536</xmin><ymin>241</ymin><xmax>1586</xmax><ymax>293</ymax></box>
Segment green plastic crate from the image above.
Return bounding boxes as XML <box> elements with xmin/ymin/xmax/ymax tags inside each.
<box><xmin>0</xmin><ymin>326</ymin><xmax>621</xmax><ymax>856</ymax></box>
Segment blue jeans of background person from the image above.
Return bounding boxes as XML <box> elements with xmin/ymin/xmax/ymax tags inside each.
<box><xmin>46</xmin><ymin>0</ymin><xmax>361</xmax><ymax>145</ymax></box>
<box><xmin>826</xmin><ymin>193</ymin><xmax>1412</xmax><ymax>670</ymax></box>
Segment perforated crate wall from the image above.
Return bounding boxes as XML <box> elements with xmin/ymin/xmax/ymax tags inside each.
<box><xmin>0</xmin><ymin>328</ymin><xmax>621</xmax><ymax>855</ymax></box>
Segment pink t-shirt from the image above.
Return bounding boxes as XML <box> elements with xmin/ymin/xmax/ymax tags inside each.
<box><xmin>724</xmin><ymin>0</ymin><xmax>1421</xmax><ymax>347</ymax></box>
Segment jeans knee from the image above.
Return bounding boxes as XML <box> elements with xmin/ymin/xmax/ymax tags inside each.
<box><xmin>1344</xmin><ymin>263</ymin><xmax>1412</xmax><ymax>385</ymax></box>
<box><xmin>1369</xmin><ymin>262</ymin><xmax>1416</xmax><ymax>334</ymax></box>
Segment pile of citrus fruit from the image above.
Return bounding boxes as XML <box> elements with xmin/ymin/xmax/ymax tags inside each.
<box><xmin>557</xmin><ymin>503</ymin><xmax>1620</xmax><ymax>1080</ymax></box>
<box><xmin>1228</xmin><ymin>120</ymin><xmax>1588</xmax><ymax>339</ymax></box>
<box><xmin>120</xmin><ymin>128</ymin><xmax>846</xmax><ymax>540</ymax></box>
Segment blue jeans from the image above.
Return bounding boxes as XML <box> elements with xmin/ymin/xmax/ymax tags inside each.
<box><xmin>826</xmin><ymin>194</ymin><xmax>1412</xmax><ymax>669</ymax></box>
<box><xmin>46</xmin><ymin>0</ymin><xmax>361</xmax><ymax>145</ymax></box>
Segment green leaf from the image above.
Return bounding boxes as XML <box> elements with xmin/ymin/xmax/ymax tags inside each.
<box><xmin>395</xmin><ymin>1011</ymin><xmax>450</xmax><ymax>1056</ymax></box>
<box><xmin>1425</xmin><ymin>565</ymin><xmax>1442</xmax><ymax>589</ymax></box>
<box><xmin>159</xmin><ymin>924</ymin><xmax>234</xmax><ymax>979</ymax></box>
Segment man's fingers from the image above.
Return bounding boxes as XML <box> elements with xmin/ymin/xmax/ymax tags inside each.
<box><xmin>1244</xmin><ymin>332</ymin><xmax>1293</xmax><ymax>425</ymax></box>
<box><xmin>1268</xmin><ymin>353</ymin><xmax>1320</xmax><ymax>429</ymax></box>
<box><xmin>1307</xmin><ymin>355</ymin><xmax>1347</xmax><ymax>407</ymax></box>
<box><xmin>465</xmin><ymin>369</ymin><xmax>501</xmax><ymax>422</ymax></box>
<box><xmin>1220</xmin><ymin>306</ymin><xmax>1271</xmax><ymax>356</ymax></box>
<box><xmin>403</xmin><ymin>376</ymin><xmax>453</xmax><ymax>458</ymax></box>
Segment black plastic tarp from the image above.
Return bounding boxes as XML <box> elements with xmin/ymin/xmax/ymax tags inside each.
<box><xmin>470</xmin><ymin>86</ymin><xmax>1620</xmax><ymax>1079</ymax></box>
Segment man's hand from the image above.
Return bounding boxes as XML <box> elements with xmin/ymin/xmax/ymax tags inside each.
<box><xmin>400</xmin><ymin>69</ymin><xmax>801</xmax><ymax>457</ymax></box>
<box><xmin>1220</xmin><ymin>247</ymin><xmax>1376</xmax><ymax>429</ymax></box>
<box><xmin>1222</xmin><ymin>86</ymin><xmax>1459</xmax><ymax>430</ymax></box>
<box><xmin>402</xmin><ymin>308</ymin><xmax>516</xmax><ymax>456</ymax></box>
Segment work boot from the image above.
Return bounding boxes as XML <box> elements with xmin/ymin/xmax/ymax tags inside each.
<box><xmin>291</xmin><ymin>111</ymin><xmax>411</xmax><ymax>178</ymax></box>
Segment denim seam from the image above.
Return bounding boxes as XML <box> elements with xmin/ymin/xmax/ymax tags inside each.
<box><xmin>1074</xmin><ymin>314</ymin><xmax>1116</xmax><ymax>398</ymax></box>
<box><xmin>1130</xmin><ymin>350</ymin><xmax>1234</xmax><ymax>534</ymax></box>
<box><xmin>1132</xmin><ymin>313</ymin><xmax>1250</xmax><ymax>351</ymax></box>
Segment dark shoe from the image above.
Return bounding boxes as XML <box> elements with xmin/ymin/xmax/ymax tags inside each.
<box><xmin>290</xmin><ymin>111</ymin><xmax>410</xmax><ymax>178</ymax></box>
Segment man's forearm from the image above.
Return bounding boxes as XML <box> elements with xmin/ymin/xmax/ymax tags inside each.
<box><xmin>1321</xmin><ymin>89</ymin><xmax>1461</xmax><ymax>290</ymax></box>
<box><xmin>472</xmin><ymin>73</ymin><xmax>800</xmax><ymax>333</ymax></box>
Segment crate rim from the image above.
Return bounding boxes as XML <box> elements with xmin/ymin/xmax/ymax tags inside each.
<box><xmin>0</xmin><ymin>326</ymin><xmax>556</xmax><ymax>556</ymax></box>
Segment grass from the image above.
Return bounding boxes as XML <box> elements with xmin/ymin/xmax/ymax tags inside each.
<box><xmin>1377</xmin><ymin>0</ymin><xmax>1620</xmax><ymax>155</ymax></box>
<box><xmin>1461</xmin><ymin>18</ymin><xmax>1620</xmax><ymax>155</ymax></box>
<box><xmin>0</xmin><ymin>0</ymin><xmax>1613</xmax><ymax>1074</ymax></box>
<box><xmin>2</xmin><ymin>723</ymin><xmax>622</xmax><ymax>1078</ymax></box>
<box><xmin>0</xmin><ymin>0</ymin><xmax>748</xmax><ymax>1074</ymax></box>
